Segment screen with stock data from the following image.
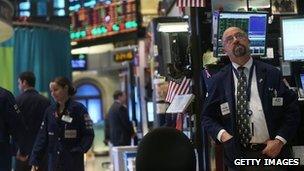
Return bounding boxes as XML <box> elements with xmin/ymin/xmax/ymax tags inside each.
<box><xmin>281</xmin><ymin>17</ymin><xmax>304</xmax><ymax>61</ymax></box>
<box><xmin>214</xmin><ymin>12</ymin><xmax>268</xmax><ymax>57</ymax></box>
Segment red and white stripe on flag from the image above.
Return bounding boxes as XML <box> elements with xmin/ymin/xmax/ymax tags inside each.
<box><xmin>165</xmin><ymin>76</ymin><xmax>191</xmax><ymax>103</ymax></box>
<box><xmin>176</xmin><ymin>0</ymin><xmax>205</xmax><ymax>7</ymax></box>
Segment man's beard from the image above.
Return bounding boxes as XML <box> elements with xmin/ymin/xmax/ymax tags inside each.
<box><xmin>233</xmin><ymin>44</ymin><xmax>248</xmax><ymax>57</ymax></box>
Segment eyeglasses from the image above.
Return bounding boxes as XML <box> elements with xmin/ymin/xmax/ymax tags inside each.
<box><xmin>223</xmin><ymin>32</ymin><xmax>247</xmax><ymax>45</ymax></box>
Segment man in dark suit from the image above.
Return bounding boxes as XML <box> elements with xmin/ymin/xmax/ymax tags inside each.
<box><xmin>0</xmin><ymin>86</ymin><xmax>29</xmax><ymax>171</ymax></box>
<box><xmin>108</xmin><ymin>90</ymin><xmax>134</xmax><ymax>146</ymax></box>
<box><xmin>15</xmin><ymin>71</ymin><xmax>50</xmax><ymax>171</ymax></box>
<box><xmin>202</xmin><ymin>27</ymin><xmax>300</xmax><ymax>170</ymax></box>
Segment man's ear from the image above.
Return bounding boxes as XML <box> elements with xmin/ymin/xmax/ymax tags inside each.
<box><xmin>222</xmin><ymin>44</ymin><xmax>226</xmax><ymax>53</ymax></box>
<box><xmin>23</xmin><ymin>80</ymin><xmax>28</xmax><ymax>86</ymax></box>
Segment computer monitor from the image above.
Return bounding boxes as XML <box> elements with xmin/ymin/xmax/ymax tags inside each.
<box><xmin>213</xmin><ymin>11</ymin><xmax>268</xmax><ymax>57</ymax></box>
<box><xmin>281</xmin><ymin>16</ymin><xmax>304</xmax><ymax>61</ymax></box>
<box><xmin>147</xmin><ymin>101</ymin><xmax>154</xmax><ymax>122</ymax></box>
<box><xmin>300</xmin><ymin>74</ymin><xmax>304</xmax><ymax>89</ymax></box>
<box><xmin>71</xmin><ymin>54</ymin><xmax>87</xmax><ymax>71</ymax></box>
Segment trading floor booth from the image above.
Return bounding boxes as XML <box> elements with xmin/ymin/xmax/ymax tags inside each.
<box><xmin>204</xmin><ymin>10</ymin><xmax>304</xmax><ymax>170</ymax></box>
<box><xmin>281</xmin><ymin>16</ymin><xmax>304</xmax><ymax>164</ymax></box>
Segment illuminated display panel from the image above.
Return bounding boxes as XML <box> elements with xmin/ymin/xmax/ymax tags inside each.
<box><xmin>70</xmin><ymin>0</ymin><xmax>138</xmax><ymax>41</ymax></box>
<box><xmin>213</xmin><ymin>12</ymin><xmax>268</xmax><ymax>57</ymax></box>
<box><xmin>281</xmin><ymin>17</ymin><xmax>304</xmax><ymax>61</ymax></box>
<box><xmin>53</xmin><ymin>0</ymin><xmax>66</xmax><ymax>16</ymax></box>
<box><xmin>69</xmin><ymin>0</ymin><xmax>82</xmax><ymax>12</ymax></box>
<box><xmin>71</xmin><ymin>54</ymin><xmax>87</xmax><ymax>70</ymax></box>
<box><xmin>19</xmin><ymin>1</ymin><xmax>31</xmax><ymax>17</ymax></box>
<box><xmin>37</xmin><ymin>1</ymin><xmax>47</xmax><ymax>16</ymax></box>
<box><xmin>16</xmin><ymin>0</ymin><xmax>69</xmax><ymax>18</ymax></box>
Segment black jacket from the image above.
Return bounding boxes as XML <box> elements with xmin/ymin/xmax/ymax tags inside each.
<box><xmin>16</xmin><ymin>89</ymin><xmax>50</xmax><ymax>152</ymax></box>
<box><xmin>108</xmin><ymin>101</ymin><xmax>134</xmax><ymax>146</ymax></box>
<box><xmin>29</xmin><ymin>99</ymin><xmax>94</xmax><ymax>171</ymax></box>
<box><xmin>0</xmin><ymin>87</ymin><xmax>28</xmax><ymax>170</ymax></box>
<box><xmin>202</xmin><ymin>60</ymin><xmax>301</xmax><ymax>167</ymax></box>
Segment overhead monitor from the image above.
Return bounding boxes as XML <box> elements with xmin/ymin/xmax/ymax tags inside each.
<box><xmin>213</xmin><ymin>11</ymin><xmax>268</xmax><ymax>57</ymax></box>
<box><xmin>71</xmin><ymin>54</ymin><xmax>87</xmax><ymax>71</ymax></box>
<box><xmin>37</xmin><ymin>1</ymin><xmax>47</xmax><ymax>16</ymax></box>
<box><xmin>19</xmin><ymin>1</ymin><xmax>31</xmax><ymax>17</ymax></box>
<box><xmin>147</xmin><ymin>101</ymin><xmax>154</xmax><ymax>122</ymax></box>
<box><xmin>281</xmin><ymin>16</ymin><xmax>304</xmax><ymax>61</ymax></box>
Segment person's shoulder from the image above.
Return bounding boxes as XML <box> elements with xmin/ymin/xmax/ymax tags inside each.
<box><xmin>255</xmin><ymin>60</ymin><xmax>281</xmax><ymax>74</ymax></box>
<box><xmin>70</xmin><ymin>100</ymin><xmax>84</xmax><ymax>107</ymax></box>
<box><xmin>70</xmin><ymin>100</ymin><xmax>88</xmax><ymax>113</ymax></box>
<box><xmin>0</xmin><ymin>87</ymin><xmax>14</xmax><ymax>99</ymax></box>
<box><xmin>44</xmin><ymin>104</ymin><xmax>56</xmax><ymax>115</ymax></box>
<box><xmin>0</xmin><ymin>87</ymin><xmax>11</xmax><ymax>95</ymax></box>
<box><xmin>36</xmin><ymin>93</ymin><xmax>50</xmax><ymax>102</ymax></box>
<box><xmin>211</xmin><ymin>64</ymin><xmax>231</xmax><ymax>82</ymax></box>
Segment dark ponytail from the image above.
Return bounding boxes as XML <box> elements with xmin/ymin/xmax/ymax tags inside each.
<box><xmin>52</xmin><ymin>76</ymin><xmax>76</xmax><ymax>96</ymax></box>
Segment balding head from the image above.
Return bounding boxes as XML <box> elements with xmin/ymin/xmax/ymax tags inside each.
<box><xmin>222</xmin><ymin>27</ymin><xmax>247</xmax><ymax>46</ymax></box>
<box><xmin>221</xmin><ymin>27</ymin><xmax>251</xmax><ymax>65</ymax></box>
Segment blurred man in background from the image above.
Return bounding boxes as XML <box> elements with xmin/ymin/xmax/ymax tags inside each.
<box><xmin>15</xmin><ymin>71</ymin><xmax>50</xmax><ymax>171</ymax></box>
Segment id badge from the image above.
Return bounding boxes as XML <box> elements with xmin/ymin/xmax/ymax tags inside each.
<box><xmin>272</xmin><ymin>97</ymin><xmax>283</xmax><ymax>106</ymax></box>
<box><xmin>220</xmin><ymin>102</ymin><xmax>230</xmax><ymax>115</ymax></box>
<box><xmin>61</xmin><ymin>115</ymin><xmax>73</xmax><ymax>123</ymax></box>
<box><xmin>64</xmin><ymin>130</ymin><xmax>77</xmax><ymax>138</ymax></box>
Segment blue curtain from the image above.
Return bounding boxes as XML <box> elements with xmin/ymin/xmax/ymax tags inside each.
<box><xmin>13</xmin><ymin>27</ymin><xmax>71</xmax><ymax>95</ymax></box>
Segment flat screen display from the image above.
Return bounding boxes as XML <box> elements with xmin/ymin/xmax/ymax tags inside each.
<box><xmin>213</xmin><ymin>12</ymin><xmax>268</xmax><ymax>57</ymax></box>
<box><xmin>19</xmin><ymin>1</ymin><xmax>30</xmax><ymax>10</ymax></box>
<box><xmin>147</xmin><ymin>102</ymin><xmax>154</xmax><ymax>122</ymax></box>
<box><xmin>281</xmin><ymin>17</ymin><xmax>304</xmax><ymax>61</ymax></box>
<box><xmin>300</xmin><ymin>74</ymin><xmax>304</xmax><ymax>89</ymax></box>
<box><xmin>37</xmin><ymin>2</ymin><xmax>47</xmax><ymax>16</ymax></box>
<box><xmin>71</xmin><ymin>54</ymin><xmax>87</xmax><ymax>70</ymax></box>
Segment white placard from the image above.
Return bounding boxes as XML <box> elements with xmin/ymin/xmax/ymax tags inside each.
<box><xmin>266</xmin><ymin>48</ymin><xmax>274</xmax><ymax>59</ymax></box>
<box><xmin>166</xmin><ymin>94</ymin><xmax>195</xmax><ymax>113</ymax></box>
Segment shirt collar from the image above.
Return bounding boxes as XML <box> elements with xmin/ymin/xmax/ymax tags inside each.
<box><xmin>232</xmin><ymin>57</ymin><xmax>253</xmax><ymax>71</ymax></box>
<box><xmin>24</xmin><ymin>87</ymin><xmax>36</xmax><ymax>92</ymax></box>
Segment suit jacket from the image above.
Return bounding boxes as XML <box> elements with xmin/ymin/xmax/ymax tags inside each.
<box><xmin>202</xmin><ymin>59</ymin><xmax>301</xmax><ymax>167</ymax></box>
<box><xmin>29</xmin><ymin>99</ymin><xmax>94</xmax><ymax>171</ymax></box>
<box><xmin>16</xmin><ymin>89</ymin><xmax>50</xmax><ymax>152</ymax></box>
<box><xmin>0</xmin><ymin>87</ymin><xmax>28</xmax><ymax>170</ymax></box>
<box><xmin>108</xmin><ymin>101</ymin><xmax>134</xmax><ymax>146</ymax></box>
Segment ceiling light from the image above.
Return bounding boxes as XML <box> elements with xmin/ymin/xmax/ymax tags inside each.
<box><xmin>71</xmin><ymin>43</ymin><xmax>114</xmax><ymax>55</ymax></box>
<box><xmin>157</xmin><ymin>22</ymin><xmax>189</xmax><ymax>33</ymax></box>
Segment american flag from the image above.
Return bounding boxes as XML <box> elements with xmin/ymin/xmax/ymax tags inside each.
<box><xmin>165</xmin><ymin>77</ymin><xmax>191</xmax><ymax>103</ymax></box>
<box><xmin>176</xmin><ymin>0</ymin><xmax>205</xmax><ymax>7</ymax></box>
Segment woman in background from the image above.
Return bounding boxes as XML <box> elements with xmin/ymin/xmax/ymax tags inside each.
<box><xmin>29</xmin><ymin>77</ymin><xmax>94</xmax><ymax>171</ymax></box>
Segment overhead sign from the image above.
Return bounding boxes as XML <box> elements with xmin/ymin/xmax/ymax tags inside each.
<box><xmin>114</xmin><ymin>50</ymin><xmax>134</xmax><ymax>62</ymax></box>
<box><xmin>0</xmin><ymin>0</ymin><xmax>14</xmax><ymax>42</ymax></box>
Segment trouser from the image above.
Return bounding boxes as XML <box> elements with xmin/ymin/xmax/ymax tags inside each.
<box><xmin>15</xmin><ymin>159</ymin><xmax>31</xmax><ymax>171</ymax></box>
<box><xmin>15</xmin><ymin>153</ymin><xmax>47</xmax><ymax>171</ymax></box>
<box><xmin>0</xmin><ymin>142</ymin><xmax>11</xmax><ymax>171</ymax></box>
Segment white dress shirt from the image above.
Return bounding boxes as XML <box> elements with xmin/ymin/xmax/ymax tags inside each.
<box><xmin>217</xmin><ymin>58</ymin><xmax>287</xmax><ymax>144</ymax></box>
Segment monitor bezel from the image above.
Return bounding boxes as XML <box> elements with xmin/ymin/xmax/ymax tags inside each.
<box><xmin>215</xmin><ymin>11</ymin><xmax>269</xmax><ymax>58</ymax></box>
<box><xmin>281</xmin><ymin>15</ymin><xmax>304</xmax><ymax>61</ymax></box>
